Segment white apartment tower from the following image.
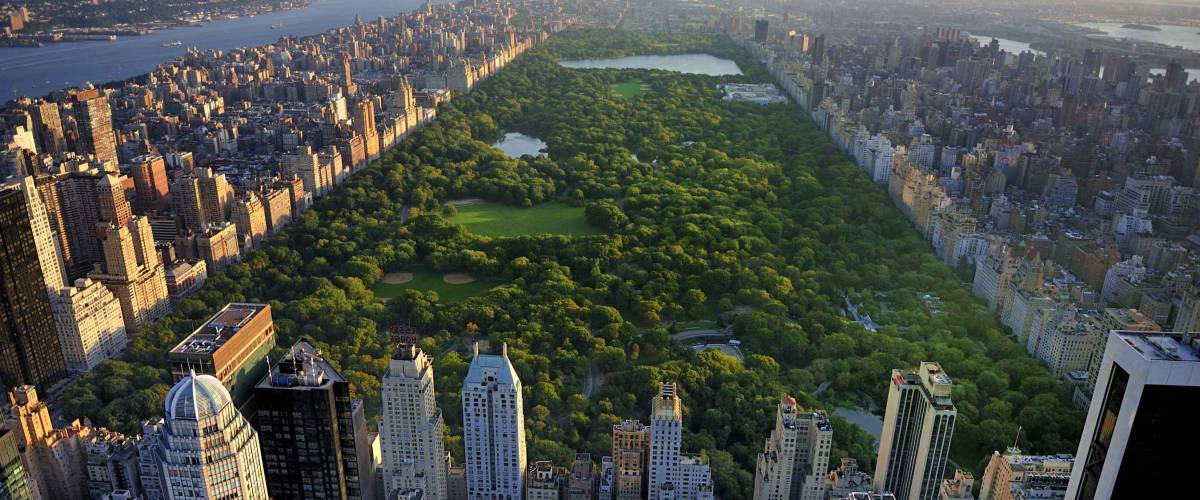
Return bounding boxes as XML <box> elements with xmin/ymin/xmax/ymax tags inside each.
<box><xmin>147</xmin><ymin>373</ymin><xmax>268</xmax><ymax>499</ymax></box>
<box><xmin>49</xmin><ymin>278</ymin><xmax>127</xmax><ymax>373</ymax></box>
<box><xmin>649</xmin><ymin>382</ymin><xmax>682</xmax><ymax>496</ymax></box>
<box><xmin>874</xmin><ymin>362</ymin><xmax>956</xmax><ymax>500</ymax></box>
<box><xmin>462</xmin><ymin>342</ymin><xmax>526</xmax><ymax>498</ymax></box>
<box><xmin>753</xmin><ymin>396</ymin><xmax>833</xmax><ymax>500</ymax></box>
<box><xmin>381</xmin><ymin>343</ymin><xmax>447</xmax><ymax>498</ymax></box>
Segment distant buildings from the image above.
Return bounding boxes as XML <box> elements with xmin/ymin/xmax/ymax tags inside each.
<box><xmin>874</xmin><ymin>362</ymin><xmax>956</xmax><ymax>500</ymax></box>
<box><xmin>462</xmin><ymin>343</ymin><xmax>526</xmax><ymax>498</ymax></box>
<box><xmin>1066</xmin><ymin>331</ymin><xmax>1200</xmax><ymax>499</ymax></box>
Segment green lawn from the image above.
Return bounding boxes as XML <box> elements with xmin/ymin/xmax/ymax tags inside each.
<box><xmin>611</xmin><ymin>80</ymin><xmax>648</xmax><ymax>99</ymax></box>
<box><xmin>447</xmin><ymin>200</ymin><xmax>600</xmax><ymax>237</ymax></box>
<box><xmin>373</xmin><ymin>268</ymin><xmax>501</xmax><ymax>303</ymax></box>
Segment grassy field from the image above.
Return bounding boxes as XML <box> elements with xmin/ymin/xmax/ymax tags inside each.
<box><xmin>611</xmin><ymin>80</ymin><xmax>648</xmax><ymax>99</ymax></box>
<box><xmin>448</xmin><ymin>200</ymin><xmax>600</xmax><ymax>237</ymax></box>
<box><xmin>373</xmin><ymin>268</ymin><xmax>500</xmax><ymax>302</ymax></box>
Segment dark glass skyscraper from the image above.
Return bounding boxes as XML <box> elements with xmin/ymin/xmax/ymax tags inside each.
<box><xmin>0</xmin><ymin>188</ymin><xmax>66</xmax><ymax>389</ymax></box>
<box><xmin>252</xmin><ymin>340</ymin><xmax>374</xmax><ymax>500</ymax></box>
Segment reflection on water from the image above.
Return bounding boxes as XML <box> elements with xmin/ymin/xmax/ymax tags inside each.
<box><xmin>493</xmin><ymin>132</ymin><xmax>547</xmax><ymax>158</ymax></box>
<box><xmin>560</xmin><ymin>54</ymin><xmax>743</xmax><ymax>76</ymax></box>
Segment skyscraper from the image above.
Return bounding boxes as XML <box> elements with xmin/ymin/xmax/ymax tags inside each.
<box><xmin>72</xmin><ymin>90</ymin><xmax>118</xmax><ymax>167</ymax></box>
<box><xmin>1066</xmin><ymin>331</ymin><xmax>1200</xmax><ymax>499</ymax></box>
<box><xmin>0</xmin><ymin>429</ymin><xmax>30</xmax><ymax>500</ymax></box>
<box><xmin>6</xmin><ymin>385</ymin><xmax>90</xmax><ymax>500</ymax></box>
<box><xmin>753</xmin><ymin>396</ymin><xmax>833</xmax><ymax>500</ymax></box>
<box><xmin>0</xmin><ymin>188</ymin><xmax>66</xmax><ymax>389</ymax></box>
<box><xmin>341</xmin><ymin>52</ymin><xmax>357</xmax><ymax>96</ymax></box>
<box><xmin>381</xmin><ymin>343</ymin><xmax>447</xmax><ymax>498</ymax></box>
<box><xmin>462</xmin><ymin>342</ymin><xmax>526</xmax><ymax>498</ymax></box>
<box><xmin>6</xmin><ymin>176</ymin><xmax>64</xmax><ymax>292</ymax></box>
<box><xmin>96</xmin><ymin>173</ymin><xmax>132</xmax><ymax>227</ymax></box>
<box><xmin>253</xmin><ymin>340</ymin><xmax>374</xmax><ymax>500</ymax></box>
<box><xmin>146</xmin><ymin>373</ymin><xmax>268</xmax><ymax>499</ymax></box>
<box><xmin>754</xmin><ymin>19</ymin><xmax>769</xmax><ymax>43</ymax></box>
<box><xmin>648</xmin><ymin>382</ymin><xmax>682</xmax><ymax>495</ymax></box>
<box><xmin>873</xmin><ymin>362</ymin><xmax>956</xmax><ymax>500</ymax></box>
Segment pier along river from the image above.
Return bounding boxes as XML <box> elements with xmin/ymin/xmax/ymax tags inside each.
<box><xmin>0</xmin><ymin>0</ymin><xmax>433</xmax><ymax>100</ymax></box>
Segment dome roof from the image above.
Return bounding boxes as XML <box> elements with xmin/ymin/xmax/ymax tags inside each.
<box><xmin>165</xmin><ymin>372</ymin><xmax>232</xmax><ymax>422</ymax></box>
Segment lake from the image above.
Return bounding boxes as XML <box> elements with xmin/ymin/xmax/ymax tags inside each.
<box><xmin>559</xmin><ymin>54</ymin><xmax>743</xmax><ymax>75</ymax></box>
<box><xmin>1079</xmin><ymin>22</ymin><xmax>1200</xmax><ymax>52</ymax></box>
<box><xmin>834</xmin><ymin>406</ymin><xmax>883</xmax><ymax>444</ymax></box>
<box><xmin>0</xmin><ymin>0</ymin><xmax>436</xmax><ymax>100</ymax></box>
<box><xmin>493</xmin><ymin>132</ymin><xmax>547</xmax><ymax>158</ymax></box>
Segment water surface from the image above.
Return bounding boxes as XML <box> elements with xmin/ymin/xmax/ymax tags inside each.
<box><xmin>0</xmin><ymin>0</ymin><xmax>435</xmax><ymax>99</ymax></box>
<box><xmin>1079</xmin><ymin>22</ymin><xmax>1200</xmax><ymax>52</ymax></box>
<box><xmin>560</xmin><ymin>54</ymin><xmax>743</xmax><ymax>75</ymax></box>
<box><xmin>493</xmin><ymin>132</ymin><xmax>547</xmax><ymax>158</ymax></box>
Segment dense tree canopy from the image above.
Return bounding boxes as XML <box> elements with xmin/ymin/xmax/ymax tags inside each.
<box><xmin>62</xmin><ymin>29</ymin><xmax>1082</xmax><ymax>498</ymax></box>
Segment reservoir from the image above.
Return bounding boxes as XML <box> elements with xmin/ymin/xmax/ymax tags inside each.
<box><xmin>0</xmin><ymin>0</ymin><xmax>433</xmax><ymax>100</ymax></box>
<box><xmin>493</xmin><ymin>133</ymin><xmax>547</xmax><ymax>158</ymax></box>
<box><xmin>982</xmin><ymin>36</ymin><xmax>1045</xmax><ymax>57</ymax></box>
<box><xmin>560</xmin><ymin>54</ymin><xmax>743</xmax><ymax>75</ymax></box>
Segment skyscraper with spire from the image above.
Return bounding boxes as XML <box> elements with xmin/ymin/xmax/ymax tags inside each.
<box><xmin>462</xmin><ymin>342</ymin><xmax>526</xmax><ymax>498</ymax></box>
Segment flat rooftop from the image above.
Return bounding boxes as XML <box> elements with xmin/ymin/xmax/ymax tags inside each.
<box><xmin>1117</xmin><ymin>331</ymin><xmax>1200</xmax><ymax>362</ymax></box>
<box><xmin>170</xmin><ymin>303</ymin><xmax>269</xmax><ymax>356</ymax></box>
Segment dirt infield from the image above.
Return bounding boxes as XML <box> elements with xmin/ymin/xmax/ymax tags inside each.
<box><xmin>443</xmin><ymin>273</ymin><xmax>477</xmax><ymax>284</ymax></box>
<box><xmin>381</xmin><ymin>272</ymin><xmax>414</xmax><ymax>284</ymax></box>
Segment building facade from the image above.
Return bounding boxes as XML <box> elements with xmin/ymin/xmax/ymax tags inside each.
<box><xmin>380</xmin><ymin>343</ymin><xmax>446</xmax><ymax>498</ymax></box>
<box><xmin>873</xmin><ymin>362</ymin><xmax>956</xmax><ymax>500</ymax></box>
<box><xmin>462</xmin><ymin>343</ymin><xmax>526</xmax><ymax>498</ymax></box>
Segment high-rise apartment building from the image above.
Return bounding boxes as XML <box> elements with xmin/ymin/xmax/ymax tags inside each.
<box><xmin>648</xmin><ymin>382</ymin><xmax>682</xmax><ymax>496</ymax></box>
<box><xmin>611</xmin><ymin>419</ymin><xmax>648</xmax><ymax>500</ymax></box>
<box><xmin>0</xmin><ymin>429</ymin><xmax>30</xmax><ymax>500</ymax></box>
<box><xmin>168</xmin><ymin>303</ymin><xmax>276</xmax><ymax>407</ymax></box>
<box><xmin>27</xmin><ymin>100</ymin><xmax>66</xmax><ymax>156</ymax></box>
<box><xmin>253</xmin><ymin>340</ymin><xmax>374</xmax><ymax>500</ymax></box>
<box><xmin>128</xmin><ymin>154</ymin><xmax>170</xmax><ymax>213</ymax></box>
<box><xmin>380</xmin><ymin>343</ymin><xmax>447</xmax><ymax>498</ymax></box>
<box><xmin>0</xmin><ymin>188</ymin><xmax>66</xmax><ymax>388</ymax></box>
<box><xmin>96</xmin><ymin>173</ymin><xmax>132</xmax><ymax>227</ymax></box>
<box><xmin>6</xmin><ymin>176</ymin><xmax>64</xmax><ymax>292</ymax></box>
<box><xmin>1066</xmin><ymin>331</ymin><xmax>1200</xmax><ymax>499</ymax></box>
<box><xmin>753</xmin><ymin>395</ymin><xmax>833</xmax><ymax>500</ymax></box>
<box><xmin>873</xmin><ymin>362</ymin><xmax>956</xmax><ymax>500</ymax></box>
<box><xmin>53</xmin><ymin>171</ymin><xmax>104</xmax><ymax>278</ymax></box>
<box><xmin>143</xmin><ymin>373</ymin><xmax>268</xmax><ymax>499</ymax></box>
<box><xmin>462</xmin><ymin>342</ymin><xmax>526</xmax><ymax>498</ymax></box>
<box><xmin>977</xmin><ymin>448</ymin><xmax>1072</xmax><ymax>500</ymax></box>
<box><xmin>90</xmin><ymin>216</ymin><xmax>170</xmax><ymax>329</ymax></box>
<box><xmin>50</xmin><ymin>278</ymin><xmax>127</xmax><ymax>373</ymax></box>
<box><xmin>232</xmin><ymin>194</ymin><xmax>268</xmax><ymax>249</ymax></box>
<box><xmin>72</xmin><ymin>90</ymin><xmax>119</xmax><ymax>167</ymax></box>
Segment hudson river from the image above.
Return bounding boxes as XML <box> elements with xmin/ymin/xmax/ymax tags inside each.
<box><xmin>0</xmin><ymin>0</ymin><xmax>431</xmax><ymax>100</ymax></box>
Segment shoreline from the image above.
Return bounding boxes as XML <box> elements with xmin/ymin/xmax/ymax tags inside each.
<box><xmin>0</xmin><ymin>0</ymin><xmax>310</xmax><ymax>47</ymax></box>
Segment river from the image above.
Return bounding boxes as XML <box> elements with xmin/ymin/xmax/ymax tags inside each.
<box><xmin>0</xmin><ymin>0</ymin><xmax>436</xmax><ymax>100</ymax></box>
<box><xmin>1079</xmin><ymin>22</ymin><xmax>1200</xmax><ymax>52</ymax></box>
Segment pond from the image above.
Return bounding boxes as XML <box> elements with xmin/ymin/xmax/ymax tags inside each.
<box><xmin>560</xmin><ymin>54</ymin><xmax>743</xmax><ymax>76</ymax></box>
<box><xmin>835</xmin><ymin>407</ymin><xmax>884</xmax><ymax>445</ymax></box>
<box><xmin>492</xmin><ymin>132</ymin><xmax>547</xmax><ymax>158</ymax></box>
